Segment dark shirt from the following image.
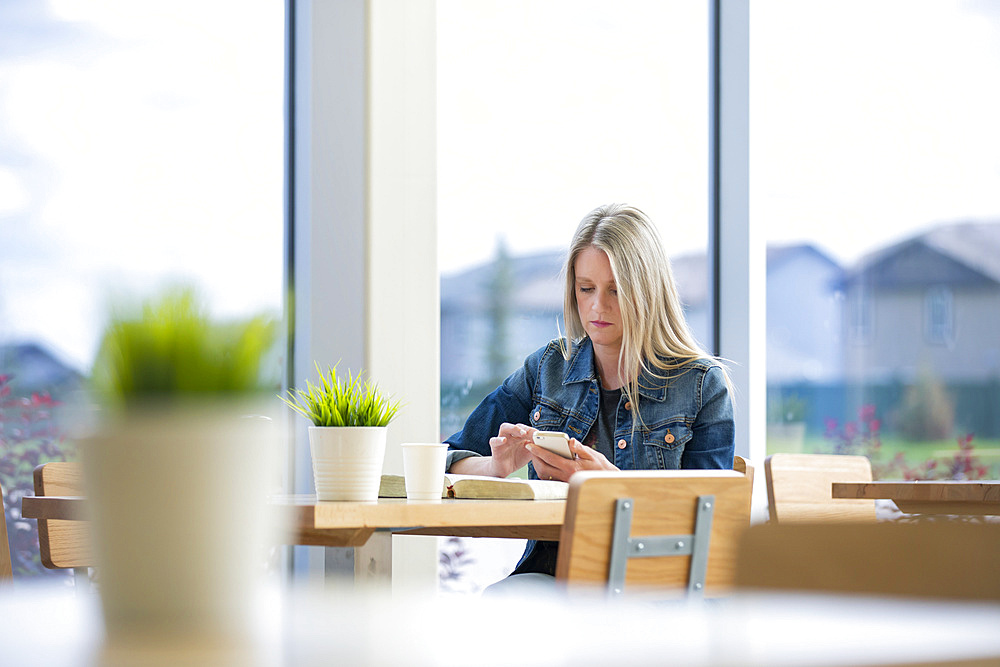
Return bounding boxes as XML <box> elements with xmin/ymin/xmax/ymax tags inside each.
<box><xmin>584</xmin><ymin>385</ymin><xmax>621</xmax><ymax>463</ymax></box>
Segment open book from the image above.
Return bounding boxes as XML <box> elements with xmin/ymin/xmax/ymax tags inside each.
<box><xmin>378</xmin><ymin>473</ymin><xmax>568</xmax><ymax>500</ymax></box>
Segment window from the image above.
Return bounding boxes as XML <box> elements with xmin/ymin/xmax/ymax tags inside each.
<box><xmin>925</xmin><ymin>287</ymin><xmax>954</xmax><ymax>346</ymax></box>
<box><xmin>757</xmin><ymin>1</ymin><xmax>1000</xmax><ymax>483</ymax></box>
<box><xmin>438</xmin><ymin>0</ymin><xmax>711</xmax><ymax>438</ymax></box>
<box><xmin>436</xmin><ymin>0</ymin><xmax>711</xmax><ymax>593</ymax></box>
<box><xmin>0</xmin><ymin>2</ymin><xmax>284</xmax><ymax>578</ymax></box>
<box><xmin>849</xmin><ymin>286</ymin><xmax>872</xmax><ymax>345</ymax></box>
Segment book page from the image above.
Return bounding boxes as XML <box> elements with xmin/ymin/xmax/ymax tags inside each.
<box><xmin>446</xmin><ymin>475</ymin><xmax>568</xmax><ymax>500</ymax></box>
<box><xmin>379</xmin><ymin>473</ymin><xmax>569</xmax><ymax>500</ymax></box>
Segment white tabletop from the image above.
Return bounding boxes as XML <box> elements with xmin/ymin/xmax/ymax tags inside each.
<box><xmin>4</xmin><ymin>581</ymin><xmax>1000</xmax><ymax>666</ymax></box>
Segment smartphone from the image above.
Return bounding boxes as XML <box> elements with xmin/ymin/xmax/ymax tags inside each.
<box><xmin>531</xmin><ymin>430</ymin><xmax>574</xmax><ymax>459</ymax></box>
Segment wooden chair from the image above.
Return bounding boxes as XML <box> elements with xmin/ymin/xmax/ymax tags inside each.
<box><xmin>555</xmin><ymin>469</ymin><xmax>751</xmax><ymax>597</ymax></box>
<box><xmin>32</xmin><ymin>462</ymin><xmax>92</xmax><ymax>586</ymax></box>
<box><xmin>733</xmin><ymin>454</ymin><xmax>754</xmax><ymax>489</ymax></box>
<box><xmin>1</xmin><ymin>482</ymin><xmax>13</xmax><ymax>580</ymax></box>
<box><xmin>735</xmin><ymin>521</ymin><xmax>1000</xmax><ymax>601</ymax></box>
<box><xmin>764</xmin><ymin>453</ymin><xmax>875</xmax><ymax>523</ymax></box>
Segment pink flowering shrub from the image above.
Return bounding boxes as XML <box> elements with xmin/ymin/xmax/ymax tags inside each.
<box><xmin>822</xmin><ymin>404</ymin><xmax>994</xmax><ymax>481</ymax></box>
<box><xmin>0</xmin><ymin>374</ymin><xmax>76</xmax><ymax>579</ymax></box>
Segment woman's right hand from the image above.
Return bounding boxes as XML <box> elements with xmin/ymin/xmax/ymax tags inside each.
<box><xmin>487</xmin><ymin>422</ymin><xmax>536</xmax><ymax>477</ymax></box>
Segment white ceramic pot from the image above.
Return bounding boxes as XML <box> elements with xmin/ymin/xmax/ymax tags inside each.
<box><xmin>80</xmin><ymin>402</ymin><xmax>282</xmax><ymax>644</ymax></box>
<box><xmin>309</xmin><ymin>426</ymin><xmax>387</xmax><ymax>501</ymax></box>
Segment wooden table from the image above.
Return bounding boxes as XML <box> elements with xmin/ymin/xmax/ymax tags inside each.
<box><xmin>22</xmin><ymin>494</ymin><xmax>566</xmax><ymax>583</ymax></box>
<box><xmin>832</xmin><ymin>480</ymin><xmax>1000</xmax><ymax>516</ymax></box>
<box><xmin>284</xmin><ymin>495</ymin><xmax>564</xmax><ymax>545</ymax></box>
<box><xmin>22</xmin><ymin>495</ymin><xmax>565</xmax><ymax>543</ymax></box>
<box><xmin>282</xmin><ymin>495</ymin><xmax>565</xmax><ymax>582</ymax></box>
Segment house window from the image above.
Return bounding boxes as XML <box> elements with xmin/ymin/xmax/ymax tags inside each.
<box><xmin>849</xmin><ymin>288</ymin><xmax>873</xmax><ymax>345</ymax></box>
<box><xmin>925</xmin><ymin>287</ymin><xmax>954</xmax><ymax>345</ymax></box>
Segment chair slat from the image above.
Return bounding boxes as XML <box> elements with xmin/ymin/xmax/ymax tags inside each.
<box><xmin>33</xmin><ymin>462</ymin><xmax>93</xmax><ymax>571</ymax></box>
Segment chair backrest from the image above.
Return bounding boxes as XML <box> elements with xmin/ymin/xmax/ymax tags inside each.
<box><xmin>555</xmin><ymin>469</ymin><xmax>751</xmax><ymax>597</ymax></box>
<box><xmin>736</xmin><ymin>521</ymin><xmax>1000</xmax><ymax>601</ymax></box>
<box><xmin>733</xmin><ymin>454</ymin><xmax>754</xmax><ymax>489</ymax></box>
<box><xmin>764</xmin><ymin>453</ymin><xmax>875</xmax><ymax>523</ymax></box>
<box><xmin>1</xmin><ymin>482</ymin><xmax>12</xmax><ymax>580</ymax></box>
<box><xmin>33</xmin><ymin>462</ymin><xmax>92</xmax><ymax>570</ymax></box>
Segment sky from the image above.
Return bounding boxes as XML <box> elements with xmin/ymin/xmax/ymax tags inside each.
<box><xmin>0</xmin><ymin>0</ymin><xmax>285</xmax><ymax>370</ymax></box>
<box><xmin>1</xmin><ymin>0</ymin><xmax>999</xmax><ymax>371</ymax></box>
<box><xmin>435</xmin><ymin>0</ymin><xmax>1000</xmax><ymax>272</ymax></box>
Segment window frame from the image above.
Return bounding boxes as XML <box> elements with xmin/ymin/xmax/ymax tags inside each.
<box><xmin>288</xmin><ymin>0</ymin><xmax>755</xmax><ymax>577</ymax></box>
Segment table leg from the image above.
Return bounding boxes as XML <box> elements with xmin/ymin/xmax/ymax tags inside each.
<box><xmin>354</xmin><ymin>531</ymin><xmax>392</xmax><ymax>588</ymax></box>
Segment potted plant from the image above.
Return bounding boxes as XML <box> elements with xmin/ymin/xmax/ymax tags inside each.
<box><xmin>83</xmin><ymin>286</ymin><xmax>280</xmax><ymax>644</ymax></box>
<box><xmin>281</xmin><ymin>363</ymin><xmax>400</xmax><ymax>501</ymax></box>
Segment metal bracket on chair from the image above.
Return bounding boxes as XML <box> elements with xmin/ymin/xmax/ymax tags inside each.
<box><xmin>606</xmin><ymin>495</ymin><xmax>715</xmax><ymax>598</ymax></box>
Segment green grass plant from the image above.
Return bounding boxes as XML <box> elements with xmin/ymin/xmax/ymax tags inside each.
<box><xmin>281</xmin><ymin>362</ymin><xmax>401</xmax><ymax>427</ymax></box>
<box><xmin>91</xmin><ymin>287</ymin><xmax>278</xmax><ymax>406</ymax></box>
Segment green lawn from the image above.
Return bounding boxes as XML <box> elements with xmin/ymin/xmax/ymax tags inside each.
<box><xmin>767</xmin><ymin>435</ymin><xmax>1000</xmax><ymax>480</ymax></box>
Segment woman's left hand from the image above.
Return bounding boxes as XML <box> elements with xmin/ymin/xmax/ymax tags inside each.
<box><xmin>527</xmin><ymin>438</ymin><xmax>619</xmax><ymax>482</ymax></box>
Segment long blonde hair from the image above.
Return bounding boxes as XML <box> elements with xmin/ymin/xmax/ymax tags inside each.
<box><xmin>561</xmin><ymin>204</ymin><xmax>727</xmax><ymax>430</ymax></box>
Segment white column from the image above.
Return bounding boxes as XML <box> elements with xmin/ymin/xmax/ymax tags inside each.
<box><xmin>293</xmin><ymin>0</ymin><xmax>440</xmax><ymax>588</ymax></box>
<box><xmin>366</xmin><ymin>0</ymin><xmax>441</xmax><ymax>592</ymax></box>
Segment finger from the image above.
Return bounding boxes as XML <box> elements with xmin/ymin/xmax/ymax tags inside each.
<box><xmin>488</xmin><ymin>436</ymin><xmax>509</xmax><ymax>450</ymax></box>
<box><xmin>527</xmin><ymin>445</ymin><xmax>575</xmax><ymax>478</ymax></box>
<box><xmin>526</xmin><ymin>443</ymin><xmax>564</xmax><ymax>467</ymax></box>
<box><xmin>530</xmin><ymin>456</ymin><xmax>559</xmax><ymax>481</ymax></box>
<box><xmin>569</xmin><ymin>439</ymin><xmax>596</xmax><ymax>460</ymax></box>
<box><xmin>498</xmin><ymin>422</ymin><xmax>530</xmax><ymax>438</ymax></box>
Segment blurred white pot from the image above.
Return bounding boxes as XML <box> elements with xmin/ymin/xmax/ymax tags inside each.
<box><xmin>81</xmin><ymin>402</ymin><xmax>282</xmax><ymax>643</ymax></box>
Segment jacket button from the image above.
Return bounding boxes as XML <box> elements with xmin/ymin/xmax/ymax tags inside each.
<box><xmin>624</xmin><ymin>401</ymin><xmax>631</xmax><ymax>411</ymax></box>
<box><xmin>664</xmin><ymin>432</ymin><xmax>675</xmax><ymax>444</ymax></box>
<box><xmin>617</xmin><ymin>439</ymin><xmax>627</xmax><ymax>449</ymax></box>
<box><xmin>533</xmin><ymin>411</ymin><xmax>540</xmax><ymax>421</ymax></box>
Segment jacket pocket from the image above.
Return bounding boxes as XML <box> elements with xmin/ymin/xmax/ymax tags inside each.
<box><xmin>529</xmin><ymin>403</ymin><xmax>565</xmax><ymax>431</ymax></box>
<box><xmin>642</xmin><ymin>420</ymin><xmax>691</xmax><ymax>469</ymax></box>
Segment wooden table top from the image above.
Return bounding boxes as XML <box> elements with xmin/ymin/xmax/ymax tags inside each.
<box><xmin>282</xmin><ymin>494</ymin><xmax>565</xmax><ymax>546</ymax></box>
<box><xmin>22</xmin><ymin>494</ymin><xmax>566</xmax><ymax>548</ymax></box>
<box><xmin>832</xmin><ymin>480</ymin><xmax>1000</xmax><ymax>516</ymax></box>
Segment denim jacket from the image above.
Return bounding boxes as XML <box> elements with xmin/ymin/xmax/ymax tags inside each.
<box><xmin>445</xmin><ymin>336</ymin><xmax>735</xmax><ymax>472</ymax></box>
<box><xmin>445</xmin><ymin>337</ymin><xmax>735</xmax><ymax>577</ymax></box>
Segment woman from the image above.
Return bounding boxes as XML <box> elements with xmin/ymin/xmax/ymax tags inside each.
<box><xmin>445</xmin><ymin>203</ymin><xmax>735</xmax><ymax>580</ymax></box>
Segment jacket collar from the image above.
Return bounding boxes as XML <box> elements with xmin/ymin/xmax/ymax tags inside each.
<box><xmin>563</xmin><ymin>337</ymin><xmax>670</xmax><ymax>402</ymax></box>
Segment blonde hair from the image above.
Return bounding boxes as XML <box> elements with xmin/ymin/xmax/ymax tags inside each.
<box><xmin>561</xmin><ymin>203</ymin><xmax>728</xmax><ymax>430</ymax></box>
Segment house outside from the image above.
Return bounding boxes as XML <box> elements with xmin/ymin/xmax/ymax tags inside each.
<box><xmin>767</xmin><ymin>244</ymin><xmax>844</xmax><ymax>384</ymax></box>
<box><xmin>838</xmin><ymin>221</ymin><xmax>1000</xmax><ymax>438</ymax></box>
<box><xmin>842</xmin><ymin>221</ymin><xmax>1000</xmax><ymax>383</ymax></box>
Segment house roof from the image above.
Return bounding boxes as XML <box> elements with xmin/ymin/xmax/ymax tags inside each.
<box><xmin>846</xmin><ymin>220</ymin><xmax>1000</xmax><ymax>287</ymax></box>
<box><xmin>0</xmin><ymin>342</ymin><xmax>83</xmax><ymax>394</ymax></box>
<box><xmin>440</xmin><ymin>249</ymin><xmax>565</xmax><ymax>312</ymax></box>
<box><xmin>441</xmin><ymin>248</ymin><xmax>714</xmax><ymax>312</ymax></box>
<box><xmin>767</xmin><ymin>243</ymin><xmax>841</xmax><ymax>271</ymax></box>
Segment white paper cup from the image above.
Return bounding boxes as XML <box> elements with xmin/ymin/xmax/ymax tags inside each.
<box><xmin>401</xmin><ymin>443</ymin><xmax>448</xmax><ymax>501</ymax></box>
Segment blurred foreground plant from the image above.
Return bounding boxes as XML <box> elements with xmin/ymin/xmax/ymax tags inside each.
<box><xmin>91</xmin><ymin>287</ymin><xmax>278</xmax><ymax>407</ymax></box>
